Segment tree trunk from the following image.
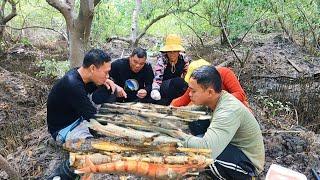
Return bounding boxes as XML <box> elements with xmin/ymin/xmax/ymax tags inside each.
<box><xmin>131</xmin><ymin>0</ymin><xmax>141</xmax><ymax>48</ymax></box>
<box><xmin>0</xmin><ymin>0</ymin><xmax>17</xmax><ymax>42</ymax></box>
<box><xmin>69</xmin><ymin>28</ymin><xmax>85</xmax><ymax>68</ymax></box>
<box><xmin>46</xmin><ymin>0</ymin><xmax>99</xmax><ymax>68</ymax></box>
<box><xmin>0</xmin><ymin>25</ymin><xmax>4</xmax><ymax>41</ymax></box>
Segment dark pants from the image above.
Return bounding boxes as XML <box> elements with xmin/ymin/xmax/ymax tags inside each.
<box><xmin>155</xmin><ymin>77</ymin><xmax>188</xmax><ymax>105</ymax></box>
<box><xmin>189</xmin><ymin>120</ymin><xmax>211</xmax><ymax>136</ymax></box>
<box><xmin>207</xmin><ymin>144</ymin><xmax>257</xmax><ymax>180</ymax></box>
<box><xmin>189</xmin><ymin>121</ymin><xmax>257</xmax><ymax>179</ymax></box>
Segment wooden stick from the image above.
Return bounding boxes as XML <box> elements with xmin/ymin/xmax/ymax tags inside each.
<box><xmin>287</xmin><ymin>59</ymin><xmax>304</xmax><ymax>73</ymax></box>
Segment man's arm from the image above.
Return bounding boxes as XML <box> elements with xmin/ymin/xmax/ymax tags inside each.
<box><xmin>183</xmin><ymin>108</ymin><xmax>241</xmax><ymax>159</ymax></box>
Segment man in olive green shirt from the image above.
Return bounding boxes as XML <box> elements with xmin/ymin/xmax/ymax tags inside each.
<box><xmin>174</xmin><ymin>65</ymin><xmax>265</xmax><ymax>179</ymax></box>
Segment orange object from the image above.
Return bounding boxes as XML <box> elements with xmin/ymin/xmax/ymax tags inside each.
<box><xmin>171</xmin><ymin>67</ymin><xmax>249</xmax><ymax>108</ymax></box>
<box><xmin>76</xmin><ymin>157</ymin><xmax>207</xmax><ymax>179</ymax></box>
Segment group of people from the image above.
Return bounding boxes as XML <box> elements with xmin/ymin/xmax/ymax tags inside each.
<box><xmin>47</xmin><ymin>34</ymin><xmax>265</xmax><ymax>179</ymax></box>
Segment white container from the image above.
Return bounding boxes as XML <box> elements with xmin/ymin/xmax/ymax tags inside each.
<box><xmin>265</xmin><ymin>164</ymin><xmax>307</xmax><ymax>180</ymax></box>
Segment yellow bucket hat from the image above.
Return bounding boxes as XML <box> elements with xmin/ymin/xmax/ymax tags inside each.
<box><xmin>184</xmin><ymin>59</ymin><xmax>211</xmax><ymax>83</ymax></box>
<box><xmin>160</xmin><ymin>34</ymin><xmax>185</xmax><ymax>52</ymax></box>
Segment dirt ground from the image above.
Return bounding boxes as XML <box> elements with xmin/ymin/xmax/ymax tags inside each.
<box><xmin>0</xmin><ymin>33</ymin><xmax>319</xmax><ymax>179</ymax></box>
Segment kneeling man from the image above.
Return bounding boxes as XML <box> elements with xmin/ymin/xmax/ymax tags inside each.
<box><xmin>175</xmin><ymin>65</ymin><xmax>265</xmax><ymax>179</ymax></box>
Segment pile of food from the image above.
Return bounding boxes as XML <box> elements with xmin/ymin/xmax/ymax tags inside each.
<box><xmin>63</xmin><ymin>103</ymin><xmax>213</xmax><ymax>179</ymax></box>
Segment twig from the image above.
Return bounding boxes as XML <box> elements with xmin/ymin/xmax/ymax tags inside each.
<box><xmin>294</xmin><ymin>108</ymin><xmax>299</xmax><ymax>126</ymax></box>
<box><xmin>0</xmin><ymin>25</ymin><xmax>67</xmax><ymax>40</ymax></box>
<box><xmin>174</xmin><ymin>14</ymin><xmax>204</xmax><ymax>46</ymax></box>
<box><xmin>287</xmin><ymin>59</ymin><xmax>304</xmax><ymax>73</ymax></box>
<box><xmin>262</xmin><ymin>130</ymin><xmax>304</xmax><ymax>134</ymax></box>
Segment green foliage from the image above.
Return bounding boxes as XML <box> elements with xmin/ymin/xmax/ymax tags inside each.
<box><xmin>36</xmin><ymin>59</ymin><xmax>69</xmax><ymax>79</ymax></box>
<box><xmin>256</xmin><ymin>95</ymin><xmax>292</xmax><ymax>118</ymax></box>
<box><xmin>91</xmin><ymin>0</ymin><xmax>203</xmax><ymax>44</ymax></box>
<box><xmin>2</xmin><ymin>0</ymin><xmax>319</xmax><ymax>51</ymax></box>
<box><xmin>269</xmin><ymin>0</ymin><xmax>319</xmax><ymax>47</ymax></box>
<box><xmin>19</xmin><ymin>37</ymin><xmax>31</xmax><ymax>46</ymax></box>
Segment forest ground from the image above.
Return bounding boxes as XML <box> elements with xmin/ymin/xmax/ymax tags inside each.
<box><xmin>0</xmin><ymin>33</ymin><xmax>319</xmax><ymax>179</ymax></box>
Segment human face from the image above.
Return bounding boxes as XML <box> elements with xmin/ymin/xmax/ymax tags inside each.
<box><xmin>188</xmin><ymin>77</ymin><xmax>211</xmax><ymax>106</ymax></box>
<box><xmin>91</xmin><ymin>62</ymin><xmax>111</xmax><ymax>85</ymax></box>
<box><xmin>129</xmin><ymin>54</ymin><xmax>146</xmax><ymax>73</ymax></box>
<box><xmin>166</xmin><ymin>51</ymin><xmax>179</xmax><ymax>63</ymax></box>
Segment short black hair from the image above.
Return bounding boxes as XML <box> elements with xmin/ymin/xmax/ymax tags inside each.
<box><xmin>190</xmin><ymin>65</ymin><xmax>222</xmax><ymax>93</ymax></box>
<box><xmin>82</xmin><ymin>49</ymin><xmax>111</xmax><ymax>68</ymax></box>
<box><xmin>131</xmin><ymin>47</ymin><xmax>147</xmax><ymax>59</ymax></box>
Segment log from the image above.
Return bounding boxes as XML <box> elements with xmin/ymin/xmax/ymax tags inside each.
<box><xmin>88</xmin><ymin>119</ymin><xmax>159</xmax><ymax>142</ymax></box>
<box><xmin>70</xmin><ymin>152</ymin><xmax>212</xmax><ymax>167</ymax></box>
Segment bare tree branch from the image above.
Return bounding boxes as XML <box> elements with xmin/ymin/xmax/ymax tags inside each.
<box><xmin>218</xmin><ymin>8</ymin><xmax>242</xmax><ymax>63</ymax></box>
<box><xmin>187</xmin><ymin>10</ymin><xmax>211</xmax><ymax>23</ymax></box>
<box><xmin>46</xmin><ymin>0</ymin><xmax>71</xmax><ymax>19</ymax></box>
<box><xmin>295</xmin><ymin>4</ymin><xmax>319</xmax><ymax>48</ymax></box>
<box><xmin>0</xmin><ymin>24</ymin><xmax>67</xmax><ymax>40</ymax></box>
<box><xmin>233</xmin><ymin>10</ymin><xmax>268</xmax><ymax>48</ymax></box>
<box><xmin>0</xmin><ymin>0</ymin><xmax>7</xmax><ymax>19</ymax></box>
<box><xmin>134</xmin><ymin>0</ymin><xmax>200</xmax><ymax>45</ymax></box>
<box><xmin>2</xmin><ymin>0</ymin><xmax>17</xmax><ymax>24</ymax></box>
<box><xmin>269</xmin><ymin>0</ymin><xmax>294</xmax><ymax>42</ymax></box>
<box><xmin>174</xmin><ymin>14</ymin><xmax>204</xmax><ymax>46</ymax></box>
<box><xmin>106</xmin><ymin>36</ymin><xmax>131</xmax><ymax>44</ymax></box>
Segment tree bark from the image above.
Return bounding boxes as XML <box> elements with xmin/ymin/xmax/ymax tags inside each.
<box><xmin>46</xmin><ymin>0</ymin><xmax>101</xmax><ymax>68</ymax></box>
<box><xmin>0</xmin><ymin>0</ymin><xmax>17</xmax><ymax>41</ymax></box>
<box><xmin>131</xmin><ymin>0</ymin><xmax>141</xmax><ymax>48</ymax></box>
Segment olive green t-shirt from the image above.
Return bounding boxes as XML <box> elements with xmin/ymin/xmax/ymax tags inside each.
<box><xmin>183</xmin><ymin>91</ymin><xmax>265</xmax><ymax>173</ymax></box>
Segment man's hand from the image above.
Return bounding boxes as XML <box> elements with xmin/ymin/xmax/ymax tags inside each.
<box><xmin>151</xmin><ymin>89</ymin><xmax>161</xmax><ymax>100</ymax></box>
<box><xmin>104</xmin><ymin>79</ymin><xmax>116</xmax><ymax>94</ymax></box>
<box><xmin>172</xmin><ymin>129</ymin><xmax>189</xmax><ymax>140</ymax></box>
<box><xmin>137</xmin><ymin>89</ymin><xmax>147</xmax><ymax>99</ymax></box>
<box><xmin>115</xmin><ymin>84</ymin><xmax>127</xmax><ymax>98</ymax></box>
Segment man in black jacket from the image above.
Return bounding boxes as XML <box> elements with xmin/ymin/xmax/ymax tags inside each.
<box><xmin>47</xmin><ymin>49</ymin><xmax>127</xmax><ymax>143</ymax></box>
<box><xmin>93</xmin><ymin>47</ymin><xmax>154</xmax><ymax>103</ymax></box>
<box><xmin>47</xmin><ymin>49</ymin><xmax>127</xmax><ymax>179</ymax></box>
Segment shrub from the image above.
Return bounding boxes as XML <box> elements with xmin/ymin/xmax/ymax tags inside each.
<box><xmin>36</xmin><ymin>59</ymin><xmax>69</xmax><ymax>79</ymax></box>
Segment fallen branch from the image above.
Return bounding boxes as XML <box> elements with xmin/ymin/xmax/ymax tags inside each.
<box><xmin>287</xmin><ymin>59</ymin><xmax>304</xmax><ymax>73</ymax></box>
<box><xmin>0</xmin><ymin>154</ymin><xmax>21</xmax><ymax>180</ymax></box>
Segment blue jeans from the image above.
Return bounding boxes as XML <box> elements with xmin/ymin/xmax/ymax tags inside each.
<box><xmin>56</xmin><ymin>118</ymin><xmax>92</xmax><ymax>143</ymax></box>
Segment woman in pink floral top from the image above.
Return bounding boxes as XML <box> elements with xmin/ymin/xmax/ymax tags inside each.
<box><xmin>151</xmin><ymin>34</ymin><xmax>191</xmax><ymax>105</ymax></box>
